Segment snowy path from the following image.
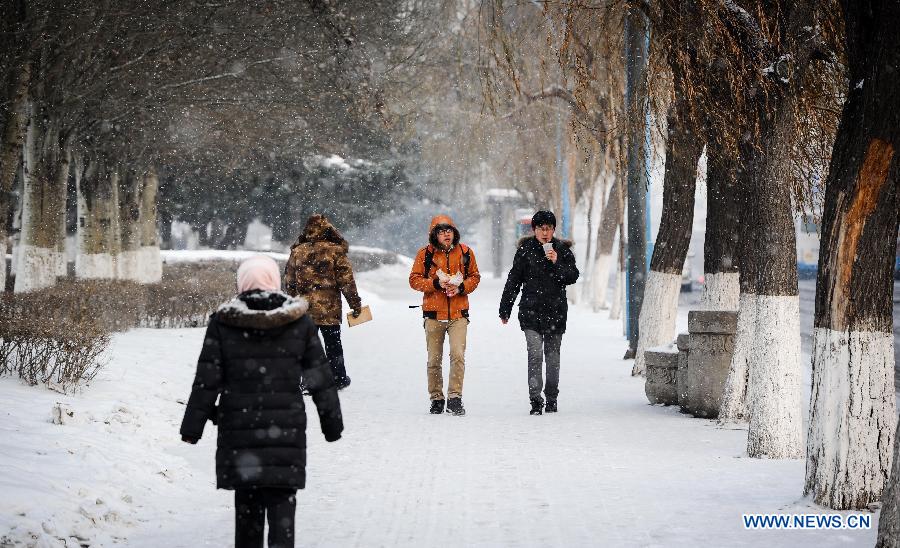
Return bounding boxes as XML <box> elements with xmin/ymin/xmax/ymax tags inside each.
<box><xmin>0</xmin><ymin>267</ymin><xmax>879</xmax><ymax>547</ymax></box>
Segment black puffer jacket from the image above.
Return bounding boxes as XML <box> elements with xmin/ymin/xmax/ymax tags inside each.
<box><xmin>499</xmin><ymin>237</ymin><xmax>580</xmax><ymax>334</ymax></box>
<box><xmin>180</xmin><ymin>290</ymin><xmax>343</xmax><ymax>490</ymax></box>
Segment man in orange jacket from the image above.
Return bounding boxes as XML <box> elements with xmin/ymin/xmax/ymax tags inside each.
<box><xmin>409</xmin><ymin>215</ymin><xmax>481</xmax><ymax>416</ymax></box>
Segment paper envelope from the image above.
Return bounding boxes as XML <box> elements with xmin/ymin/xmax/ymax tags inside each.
<box><xmin>346</xmin><ymin>305</ymin><xmax>373</xmax><ymax>327</ymax></box>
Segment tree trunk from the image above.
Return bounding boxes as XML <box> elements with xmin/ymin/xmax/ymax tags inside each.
<box><xmin>0</xmin><ymin>60</ymin><xmax>30</xmax><ymax>292</ymax></box>
<box><xmin>742</xmin><ymin>105</ymin><xmax>803</xmax><ymax>459</ymax></box>
<box><xmin>633</xmin><ymin>93</ymin><xmax>703</xmax><ymax>376</ymax></box>
<box><xmin>14</xmin><ymin>110</ymin><xmax>68</xmax><ymax>293</ymax></box>
<box><xmin>609</xmin><ymin>210</ymin><xmax>626</xmax><ymax>322</ymax></box>
<box><xmin>808</xmin><ymin>0</ymin><xmax>900</xmax><ymax>514</ymax></box>
<box><xmin>138</xmin><ymin>167</ymin><xmax>162</xmax><ymax>283</ymax></box>
<box><xmin>116</xmin><ymin>168</ymin><xmax>142</xmax><ymax>280</ymax></box>
<box><xmin>700</xmin><ymin>133</ymin><xmax>740</xmax><ymax>311</ymax></box>
<box><xmin>590</xmin><ymin>176</ymin><xmax>622</xmax><ymax>311</ymax></box>
<box><xmin>711</xmin><ymin>138</ymin><xmax>753</xmax><ymax>425</ymax></box>
<box><xmin>76</xmin><ymin>157</ymin><xmax>120</xmax><ymax>279</ymax></box>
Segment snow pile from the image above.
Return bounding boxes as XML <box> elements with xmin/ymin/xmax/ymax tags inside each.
<box><xmin>0</xmin><ymin>330</ymin><xmax>218</xmax><ymax>547</ymax></box>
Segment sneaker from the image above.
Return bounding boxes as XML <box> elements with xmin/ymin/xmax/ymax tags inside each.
<box><xmin>430</xmin><ymin>400</ymin><xmax>445</xmax><ymax>414</ymax></box>
<box><xmin>446</xmin><ymin>397</ymin><xmax>466</xmax><ymax>416</ymax></box>
<box><xmin>530</xmin><ymin>398</ymin><xmax>543</xmax><ymax>415</ymax></box>
<box><xmin>544</xmin><ymin>399</ymin><xmax>557</xmax><ymax>413</ymax></box>
<box><xmin>335</xmin><ymin>377</ymin><xmax>351</xmax><ymax>391</ymax></box>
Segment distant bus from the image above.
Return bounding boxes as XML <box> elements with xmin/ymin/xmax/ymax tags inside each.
<box><xmin>896</xmin><ymin>239</ymin><xmax>900</xmax><ymax>280</ymax></box>
<box><xmin>515</xmin><ymin>209</ymin><xmax>534</xmax><ymax>241</ymax></box>
<box><xmin>797</xmin><ymin>213</ymin><xmax>819</xmax><ymax>279</ymax></box>
<box><xmin>797</xmin><ymin>214</ymin><xmax>900</xmax><ymax>279</ymax></box>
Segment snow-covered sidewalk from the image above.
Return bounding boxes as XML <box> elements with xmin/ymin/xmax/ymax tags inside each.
<box><xmin>0</xmin><ymin>265</ymin><xmax>878</xmax><ymax>547</ymax></box>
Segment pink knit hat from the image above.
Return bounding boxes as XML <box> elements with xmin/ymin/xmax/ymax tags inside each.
<box><xmin>236</xmin><ymin>255</ymin><xmax>281</xmax><ymax>293</ymax></box>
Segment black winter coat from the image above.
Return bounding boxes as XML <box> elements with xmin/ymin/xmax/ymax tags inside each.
<box><xmin>499</xmin><ymin>237</ymin><xmax>580</xmax><ymax>334</ymax></box>
<box><xmin>180</xmin><ymin>290</ymin><xmax>343</xmax><ymax>490</ymax></box>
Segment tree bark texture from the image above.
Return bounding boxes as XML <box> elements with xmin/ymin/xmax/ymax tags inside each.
<box><xmin>76</xmin><ymin>158</ymin><xmax>121</xmax><ymax>279</ymax></box>
<box><xmin>138</xmin><ymin>167</ymin><xmax>162</xmax><ymax>283</ymax></box>
<box><xmin>117</xmin><ymin>168</ymin><xmax>142</xmax><ymax>280</ymax></box>
<box><xmin>700</xmin><ymin>133</ymin><xmax>740</xmax><ymax>311</ymax></box>
<box><xmin>633</xmin><ymin>92</ymin><xmax>703</xmax><ymax>376</ymax></box>
<box><xmin>0</xmin><ymin>61</ymin><xmax>30</xmax><ymax>292</ymax></box>
<box><xmin>806</xmin><ymin>0</ymin><xmax>900</xmax><ymax>514</ymax></box>
<box><xmin>731</xmin><ymin>0</ymin><xmax>825</xmax><ymax>459</ymax></box>
<box><xmin>14</xmin><ymin>110</ymin><xmax>68</xmax><ymax>293</ymax></box>
<box><xmin>590</xmin><ymin>175</ymin><xmax>622</xmax><ymax>310</ymax></box>
<box><xmin>741</xmin><ymin>103</ymin><xmax>803</xmax><ymax>459</ymax></box>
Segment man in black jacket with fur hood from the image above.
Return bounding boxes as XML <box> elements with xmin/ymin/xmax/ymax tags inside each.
<box><xmin>499</xmin><ymin>211</ymin><xmax>579</xmax><ymax>415</ymax></box>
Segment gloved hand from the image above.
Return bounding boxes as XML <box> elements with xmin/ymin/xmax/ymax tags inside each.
<box><xmin>182</xmin><ymin>436</ymin><xmax>198</xmax><ymax>444</ymax></box>
<box><xmin>351</xmin><ymin>308</ymin><xmax>361</xmax><ymax>318</ymax></box>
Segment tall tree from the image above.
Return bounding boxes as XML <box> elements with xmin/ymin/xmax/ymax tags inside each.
<box><xmin>807</xmin><ymin>0</ymin><xmax>900</xmax><ymax>513</ymax></box>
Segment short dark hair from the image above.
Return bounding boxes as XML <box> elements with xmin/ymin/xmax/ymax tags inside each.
<box><xmin>531</xmin><ymin>210</ymin><xmax>557</xmax><ymax>229</ymax></box>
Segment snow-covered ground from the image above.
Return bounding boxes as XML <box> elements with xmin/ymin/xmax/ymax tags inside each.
<box><xmin>0</xmin><ymin>263</ymin><xmax>879</xmax><ymax>547</ymax></box>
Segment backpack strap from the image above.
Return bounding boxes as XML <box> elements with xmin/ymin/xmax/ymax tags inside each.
<box><xmin>423</xmin><ymin>247</ymin><xmax>435</xmax><ymax>277</ymax></box>
<box><xmin>425</xmin><ymin>244</ymin><xmax>470</xmax><ymax>278</ymax></box>
<box><xmin>460</xmin><ymin>244</ymin><xmax>471</xmax><ymax>278</ymax></box>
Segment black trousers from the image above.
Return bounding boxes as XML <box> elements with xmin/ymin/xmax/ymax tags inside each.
<box><xmin>318</xmin><ymin>325</ymin><xmax>348</xmax><ymax>381</ymax></box>
<box><xmin>235</xmin><ymin>487</ymin><xmax>297</xmax><ymax>548</ymax></box>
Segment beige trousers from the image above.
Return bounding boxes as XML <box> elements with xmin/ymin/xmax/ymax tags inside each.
<box><xmin>424</xmin><ymin>318</ymin><xmax>468</xmax><ymax>400</ymax></box>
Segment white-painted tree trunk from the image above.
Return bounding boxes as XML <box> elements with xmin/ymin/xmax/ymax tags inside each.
<box><xmin>14</xmin><ymin>112</ymin><xmax>66</xmax><ymax>293</ymax></box>
<box><xmin>609</xmin><ymin>268</ymin><xmax>624</xmax><ymax>321</ymax></box>
<box><xmin>14</xmin><ymin>245</ymin><xmax>60</xmax><ymax>293</ymax></box>
<box><xmin>75</xmin><ymin>162</ymin><xmax>119</xmax><ymax>279</ymax></box>
<box><xmin>137</xmin><ymin>246</ymin><xmax>162</xmax><ymax>283</ymax></box>
<box><xmin>632</xmin><ymin>270</ymin><xmax>681</xmax><ymax>376</ymax></box>
<box><xmin>718</xmin><ymin>292</ymin><xmax>756</xmax><ymax>423</ymax></box>
<box><xmin>746</xmin><ymin>295</ymin><xmax>803</xmax><ymax>459</ymax></box>
<box><xmin>700</xmin><ymin>272</ymin><xmax>740</xmax><ymax>311</ymax></box>
<box><xmin>806</xmin><ymin>328</ymin><xmax>895</xmax><ymax>508</ymax></box>
<box><xmin>590</xmin><ymin>253</ymin><xmax>613</xmax><ymax>311</ymax></box>
<box><xmin>137</xmin><ymin>167</ymin><xmax>162</xmax><ymax>283</ymax></box>
<box><xmin>117</xmin><ymin>170</ymin><xmax>142</xmax><ymax>281</ymax></box>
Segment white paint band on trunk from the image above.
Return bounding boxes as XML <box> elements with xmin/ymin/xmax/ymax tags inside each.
<box><xmin>805</xmin><ymin>327</ymin><xmax>895</xmax><ymax>509</ymax></box>
<box><xmin>610</xmin><ymin>269</ymin><xmax>624</xmax><ymax>321</ymax></box>
<box><xmin>747</xmin><ymin>294</ymin><xmax>803</xmax><ymax>459</ymax></box>
<box><xmin>718</xmin><ymin>292</ymin><xmax>757</xmax><ymax>424</ymax></box>
<box><xmin>591</xmin><ymin>253</ymin><xmax>612</xmax><ymax>311</ymax></box>
<box><xmin>137</xmin><ymin>246</ymin><xmax>162</xmax><ymax>284</ymax></box>
<box><xmin>13</xmin><ymin>245</ymin><xmax>61</xmax><ymax>293</ymax></box>
<box><xmin>117</xmin><ymin>250</ymin><xmax>142</xmax><ymax>281</ymax></box>
<box><xmin>632</xmin><ymin>270</ymin><xmax>681</xmax><ymax>376</ymax></box>
<box><xmin>76</xmin><ymin>253</ymin><xmax>116</xmax><ymax>279</ymax></box>
<box><xmin>700</xmin><ymin>272</ymin><xmax>739</xmax><ymax>311</ymax></box>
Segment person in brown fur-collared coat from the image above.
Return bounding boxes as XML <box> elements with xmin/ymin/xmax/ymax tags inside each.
<box><xmin>284</xmin><ymin>214</ymin><xmax>362</xmax><ymax>390</ymax></box>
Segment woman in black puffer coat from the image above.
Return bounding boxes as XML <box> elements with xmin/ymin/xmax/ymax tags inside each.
<box><xmin>180</xmin><ymin>255</ymin><xmax>342</xmax><ymax>548</ymax></box>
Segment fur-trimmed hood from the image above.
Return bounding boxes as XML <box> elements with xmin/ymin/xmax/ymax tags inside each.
<box><xmin>292</xmin><ymin>214</ymin><xmax>349</xmax><ymax>252</ymax></box>
<box><xmin>517</xmin><ymin>236</ymin><xmax>574</xmax><ymax>249</ymax></box>
<box><xmin>216</xmin><ymin>290</ymin><xmax>309</xmax><ymax>329</ymax></box>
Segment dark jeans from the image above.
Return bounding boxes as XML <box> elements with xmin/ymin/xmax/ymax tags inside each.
<box><xmin>318</xmin><ymin>325</ymin><xmax>348</xmax><ymax>382</ymax></box>
<box><xmin>524</xmin><ymin>329</ymin><xmax>563</xmax><ymax>401</ymax></box>
<box><xmin>235</xmin><ymin>487</ymin><xmax>297</xmax><ymax>548</ymax></box>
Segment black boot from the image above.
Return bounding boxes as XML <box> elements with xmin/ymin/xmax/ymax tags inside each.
<box><xmin>544</xmin><ymin>399</ymin><xmax>557</xmax><ymax>413</ymax></box>
<box><xmin>430</xmin><ymin>400</ymin><xmax>445</xmax><ymax>414</ymax></box>
<box><xmin>446</xmin><ymin>397</ymin><xmax>466</xmax><ymax>416</ymax></box>
<box><xmin>330</xmin><ymin>355</ymin><xmax>350</xmax><ymax>390</ymax></box>
<box><xmin>530</xmin><ymin>398</ymin><xmax>543</xmax><ymax>415</ymax></box>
